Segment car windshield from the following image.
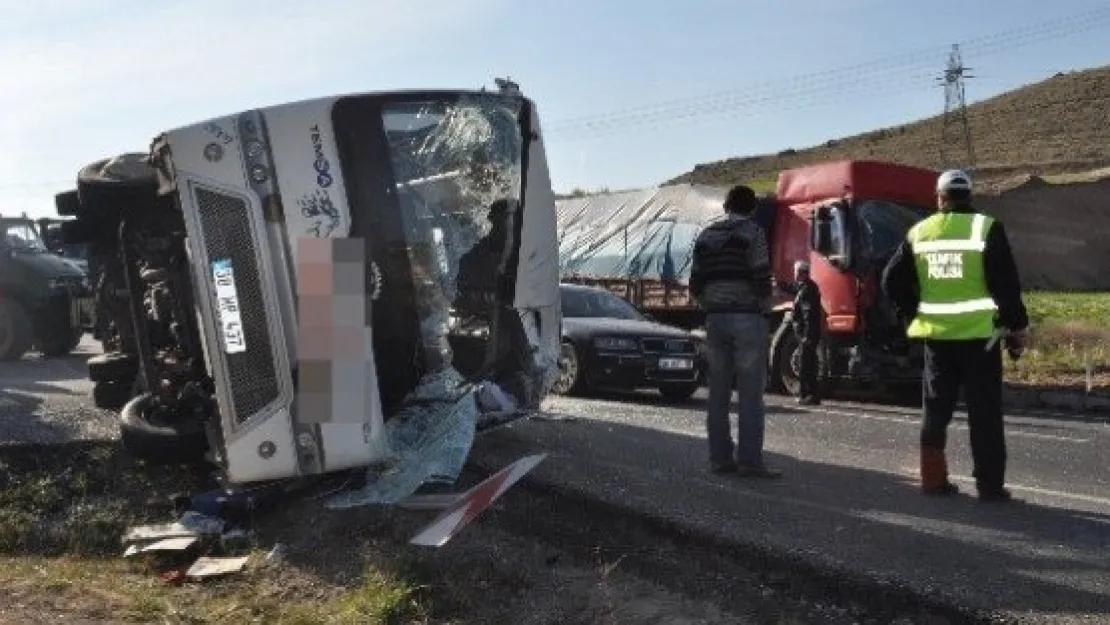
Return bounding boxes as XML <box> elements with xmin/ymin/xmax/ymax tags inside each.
<box><xmin>2</xmin><ymin>221</ymin><xmax>47</xmax><ymax>252</ymax></box>
<box><xmin>854</xmin><ymin>199</ymin><xmax>932</xmax><ymax>262</ymax></box>
<box><xmin>561</xmin><ymin>288</ymin><xmax>645</xmax><ymax>320</ymax></box>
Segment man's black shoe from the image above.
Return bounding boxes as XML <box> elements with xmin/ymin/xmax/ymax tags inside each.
<box><xmin>924</xmin><ymin>481</ymin><xmax>960</xmax><ymax>496</ymax></box>
<box><xmin>797</xmin><ymin>395</ymin><xmax>821</xmax><ymax>406</ymax></box>
<box><xmin>711</xmin><ymin>462</ymin><xmax>738</xmax><ymax>474</ymax></box>
<box><xmin>978</xmin><ymin>487</ymin><xmax>1018</xmax><ymax>503</ymax></box>
<box><xmin>737</xmin><ymin>464</ymin><xmax>783</xmax><ymax>479</ymax></box>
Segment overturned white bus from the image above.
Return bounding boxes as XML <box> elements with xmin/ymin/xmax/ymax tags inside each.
<box><xmin>58</xmin><ymin>86</ymin><xmax>562</xmax><ymax>495</ymax></box>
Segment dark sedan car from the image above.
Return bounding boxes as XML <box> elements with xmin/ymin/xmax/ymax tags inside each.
<box><xmin>552</xmin><ymin>283</ymin><xmax>705</xmax><ymax>401</ymax></box>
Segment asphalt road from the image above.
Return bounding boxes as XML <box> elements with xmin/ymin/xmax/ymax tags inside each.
<box><xmin>0</xmin><ymin>337</ymin><xmax>116</xmax><ymax>445</ymax></box>
<box><xmin>471</xmin><ymin>391</ymin><xmax>1110</xmax><ymax>624</ymax></box>
<box><xmin>2</xmin><ymin>337</ymin><xmax>1109</xmax><ymax>623</ymax></box>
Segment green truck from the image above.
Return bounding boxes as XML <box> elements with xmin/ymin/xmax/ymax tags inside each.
<box><xmin>0</xmin><ymin>213</ymin><xmax>93</xmax><ymax>360</ymax></box>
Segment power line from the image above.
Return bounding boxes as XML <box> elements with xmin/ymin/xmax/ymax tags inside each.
<box><xmin>553</xmin><ymin>72</ymin><xmax>940</xmax><ymax>141</ymax></box>
<box><xmin>547</xmin><ymin>6</ymin><xmax>1110</xmax><ymax>132</ymax></box>
<box><xmin>545</xmin><ymin>6</ymin><xmax>1110</xmax><ymax>136</ymax></box>
<box><xmin>547</xmin><ymin>5</ymin><xmax>1110</xmax><ymax>130</ymax></box>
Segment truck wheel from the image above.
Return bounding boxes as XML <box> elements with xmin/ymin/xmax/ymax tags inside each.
<box><xmin>37</xmin><ymin>328</ymin><xmax>83</xmax><ymax>358</ymax></box>
<box><xmin>658</xmin><ymin>382</ymin><xmax>699</xmax><ymax>402</ymax></box>
<box><xmin>120</xmin><ymin>393</ymin><xmax>209</xmax><ymax>464</ymax></box>
<box><xmin>550</xmin><ymin>340</ymin><xmax>587</xmax><ymax>396</ymax></box>
<box><xmin>771</xmin><ymin>328</ymin><xmax>802</xmax><ymax>397</ymax></box>
<box><xmin>0</xmin><ymin>298</ymin><xmax>33</xmax><ymax>361</ymax></box>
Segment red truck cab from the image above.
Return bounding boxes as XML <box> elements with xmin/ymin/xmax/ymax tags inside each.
<box><xmin>765</xmin><ymin>160</ymin><xmax>938</xmax><ymax>395</ymax></box>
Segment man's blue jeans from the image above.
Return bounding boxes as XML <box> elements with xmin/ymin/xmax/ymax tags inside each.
<box><xmin>705</xmin><ymin>312</ymin><xmax>770</xmax><ymax>467</ymax></box>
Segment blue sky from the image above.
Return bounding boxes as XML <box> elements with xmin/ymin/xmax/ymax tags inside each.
<box><xmin>2</xmin><ymin>0</ymin><xmax>1108</xmax><ymax>218</ymax></box>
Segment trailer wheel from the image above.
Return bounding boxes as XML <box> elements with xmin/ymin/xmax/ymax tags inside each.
<box><xmin>0</xmin><ymin>298</ymin><xmax>33</xmax><ymax>361</ymax></box>
<box><xmin>120</xmin><ymin>393</ymin><xmax>209</xmax><ymax>464</ymax></box>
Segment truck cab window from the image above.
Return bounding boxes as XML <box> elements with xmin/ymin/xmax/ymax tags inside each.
<box><xmin>854</xmin><ymin>200</ymin><xmax>931</xmax><ymax>264</ymax></box>
<box><xmin>812</xmin><ymin>203</ymin><xmax>849</xmax><ymax>268</ymax></box>
<box><xmin>3</xmin><ymin>221</ymin><xmax>47</xmax><ymax>253</ymax></box>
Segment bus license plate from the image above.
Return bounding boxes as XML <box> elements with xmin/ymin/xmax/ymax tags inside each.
<box><xmin>658</xmin><ymin>357</ymin><xmax>693</xmax><ymax>370</ymax></box>
<box><xmin>212</xmin><ymin>258</ymin><xmax>247</xmax><ymax>354</ymax></box>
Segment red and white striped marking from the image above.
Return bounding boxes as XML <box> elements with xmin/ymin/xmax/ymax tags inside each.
<box><xmin>408</xmin><ymin>453</ymin><xmax>548</xmax><ymax>547</ymax></box>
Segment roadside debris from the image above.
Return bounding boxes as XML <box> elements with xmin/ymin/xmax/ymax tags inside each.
<box><xmin>185</xmin><ymin>556</ymin><xmax>251</xmax><ymax>580</ymax></box>
<box><xmin>117</xmin><ymin>451</ymin><xmax>549</xmax><ymax>582</ymax></box>
<box><xmin>121</xmin><ymin>493</ymin><xmax>267</xmax><ymax>582</ymax></box>
<box><xmin>123</xmin><ymin>536</ymin><xmax>198</xmax><ymax>557</ymax></box>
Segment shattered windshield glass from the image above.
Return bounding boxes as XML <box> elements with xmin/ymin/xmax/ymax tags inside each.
<box><xmin>327</xmin><ymin>93</ymin><xmax>532</xmax><ymax>509</ymax></box>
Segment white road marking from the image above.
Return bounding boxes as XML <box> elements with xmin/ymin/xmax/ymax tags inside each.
<box><xmin>947</xmin><ymin>475</ymin><xmax>1110</xmax><ymax>507</ymax></box>
<box><xmin>813</xmin><ymin>407</ymin><xmax>1091</xmax><ymax>443</ymax></box>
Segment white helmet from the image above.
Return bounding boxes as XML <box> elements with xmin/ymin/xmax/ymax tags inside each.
<box><xmin>937</xmin><ymin>169</ymin><xmax>973</xmax><ymax>194</ymax></box>
<box><xmin>794</xmin><ymin>260</ymin><xmax>810</xmax><ymax>276</ymax></box>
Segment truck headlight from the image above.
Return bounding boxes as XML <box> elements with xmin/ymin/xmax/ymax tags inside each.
<box><xmin>594</xmin><ymin>337</ymin><xmax>638</xmax><ymax>351</ymax></box>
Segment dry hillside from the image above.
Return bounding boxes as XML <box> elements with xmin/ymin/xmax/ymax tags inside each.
<box><xmin>670</xmin><ymin>64</ymin><xmax>1110</xmax><ymax>190</ymax></box>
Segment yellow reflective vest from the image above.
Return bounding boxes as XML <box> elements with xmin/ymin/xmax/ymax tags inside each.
<box><xmin>905</xmin><ymin>211</ymin><xmax>998</xmax><ymax>340</ymax></box>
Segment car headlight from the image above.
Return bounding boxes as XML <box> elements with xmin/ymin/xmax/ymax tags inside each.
<box><xmin>594</xmin><ymin>337</ymin><xmax>639</xmax><ymax>351</ymax></box>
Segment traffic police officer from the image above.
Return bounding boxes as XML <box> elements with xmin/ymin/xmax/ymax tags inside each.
<box><xmin>881</xmin><ymin>169</ymin><xmax>1029</xmax><ymax>503</ymax></box>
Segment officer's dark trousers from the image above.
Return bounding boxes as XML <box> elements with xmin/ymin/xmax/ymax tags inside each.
<box><xmin>798</xmin><ymin>338</ymin><xmax>819</xmax><ymax>398</ymax></box>
<box><xmin>921</xmin><ymin>338</ymin><xmax>1007</xmax><ymax>492</ymax></box>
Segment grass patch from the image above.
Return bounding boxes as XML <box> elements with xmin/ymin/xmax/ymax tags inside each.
<box><xmin>0</xmin><ymin>443</ymin><xmax>427</xmax><ymax>623</ymax></box>
<box><xmin>1005</xmin><ymin>291</ymin><xmax>1110</xmax><ymax>387</ymax></box>
<box><xmin>0</xmin><ymin>556</ymin><xmax>425</xmax><ymax>624</ymax></box>
<box><xmin>745</xmin><ymin>177</ymin><xmax>778</xmax><ymax>195</ymax></box>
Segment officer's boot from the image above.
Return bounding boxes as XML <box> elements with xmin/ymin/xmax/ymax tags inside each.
<box><xmin>920</xmin><ymin>445</ymin><xmax>959</xmax><ymax>496</ymax></box>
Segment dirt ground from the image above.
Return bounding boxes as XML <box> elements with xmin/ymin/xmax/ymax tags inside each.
<box><xmin>0</xmin><ymin>441</ymin><xmax>861</xmax><ymax>625</ymax></box>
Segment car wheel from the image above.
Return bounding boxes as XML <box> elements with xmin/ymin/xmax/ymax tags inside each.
<box><xmin>658</xmin><ymin>382</ymin><xmax>699</xmax><ymax>402</ymax></box>
<box><xmin>551</xmin><ymin>340</ymin><xmax>586</xmax><ymax>396</ymax></box>
<box><xmin>120</xmin><ymin>393</ymin><xmax>209</xmax><ymax>464</ymax></box>
<box><xmin>0</xmin><ymin>298</ymin><xmax>33</xmax><ymax>361</ymax></box>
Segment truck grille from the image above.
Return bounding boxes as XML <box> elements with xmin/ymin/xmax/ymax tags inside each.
<box><xmin>641</xmin><ymin>338</ymin><xmax>695</xmax><ymax>354</ymax></box>
<box><xmin>195</xmin><ymin>187</ymin><xmax>280</xmax><ymax>424</ymax></box>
